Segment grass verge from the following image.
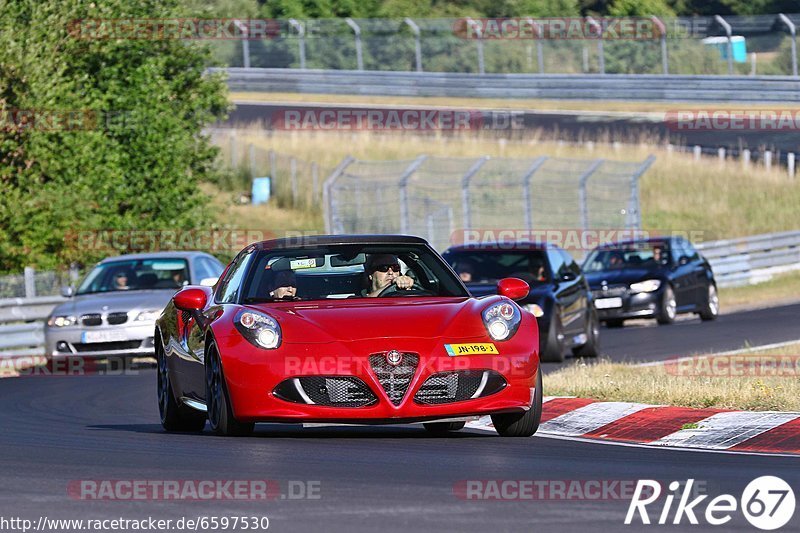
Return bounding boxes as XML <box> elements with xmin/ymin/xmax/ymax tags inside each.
<box><xmin>719</xmin><ymin>270</ymin><xmax>800</xmax><ymax>311</ymax></box>
<box><xmin>546</xmin><ymin>342</ymin><xmax>800</xmax><ymax>411</ymax></box>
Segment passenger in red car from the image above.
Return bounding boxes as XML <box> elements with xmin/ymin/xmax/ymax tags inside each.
<box><xmin>363</xmin><ymin>254</ymin><xmax>415</xmax><ymax>297</ymax></box>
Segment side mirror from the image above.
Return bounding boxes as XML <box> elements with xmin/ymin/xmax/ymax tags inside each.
<box><xmin>174</xmin><ymin>286</ymin><xmax>212</xmax><ymax>312</ymax></box>
<box><xmin>561</xmin><ymin>271</ymin><xmax>578</xmax><ymax>282</ymax></box>
<box><xmin>61</xmin><ymin>286</ymin><xmax>74</xmax><ymax>298</ymax></box>
<box><xmin>199</xmin><ymin>277</ymin><xmax>219</xmax><ymax>287</ymax></box>
<box><xmin>497</xmin><ymin>277</ymin><xmax>530</xmax><ymax>301</ymax></box>
<box><xmin>679</xmin><ymin>255</ymin><xmax>690</xmax><ymax>266</ymax></box>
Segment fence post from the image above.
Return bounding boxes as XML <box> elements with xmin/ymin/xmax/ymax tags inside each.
<box><xmin>693</xmin><ymin>145</ymin><xmax>701</xmax><ymax>160</ymax></box>
<box><xmin>778</xmin><ymin>14</ymin><xmax>798</xmax><ymax>77</ymax></box>
<box><xmin>526</xmin><ymin>18</ymin><xmax>545</xmax><ymax>74</ymax></box>
<box><xmin>578</xmin><ymin>160</ymin><xmax>605</xmax><ymax>231</ymax></box>
<box><xmin>764</xmin><ymin>150</ymin><xmax>773</xmax><ymax>170</ymax></box>
<box><xmin>743</xmin><ymin>148</ymin><xmax>751</xmax><ymax>167</ymax></box>
<box><xmin>234</xmin><ymin>20</ymin><xmax>250</xmax><ymax>68</ymax></box>
<box><xmin>460</xmin><ymin>156</ymin><xmax>490</xmax><ymax>230</ymax></box>
<box><xmin>269</xmin><ymin>150</ymin><xmax>277</xmax><ymax>181</ymax></box>
<box><xmin>466</xmin><ymin>18</ymin><xmax>485</xmax><ymax>74</ymax></box>
<box><xmin>717</xmin><ymin>147</ymin><xmax>725</xmax><ymax>162</ymax></box>
<box><xmin>714</xmin><ymin>15</ymin><xmax>734</xmax><ymax>75</ymax></box>
<box><xmin>788</xmin><ymin>152</ymin><xmax>796</xmax><ymax>178</ymax></box>
<box><xmin>290</xmin><ymin>157</ymin><xmax>298</xmax><ymax>206</ymax></box>
<box><xmin>322</xmin><ymin>156</ymin><xmax>355</xmax><ymax>234</ymax></box>
<box><xmin>312</xmin><ymin>162</ymin><xmax>319</xmax><ymax>204</ymax></box>
<box><xmin>398</xmin><ymin>155</ymin><xmax>428</xmax><ymax>234</ymax></box>
<box><xmin>24</xmin><ymin>267</ymin><xmax>36</xmax><ymax>299</ymax></box>
<box><xmin>521</xmin><ymin>157</ymin><xmax>548</xmax><ymax>232</ymax></box>
<box><xmin>404</xmin><ymin>18</ymin><xmax>423</xmax><ymax>72</ymax></box>
<box><xmin>229</xmin><ymin>132</ymin><xmax>237</xmax><ymax>167</ymax></box>
<box><xmin>345</xmin><ymin>18</ymin><xmax>364</xmax><ymax>71</ymax></box>
<box><xmin>651</xmin><ymin>16</ymin><xmax>668</xmax><ymax>74</ymax></box>
<box><xmin>628</xmin><ymin>155</ymin><xmax>656</xmax><ymax>229</ymax></box>
<box><xmin>587</xmin><ymin>17</ymin><xmax>604</xmax><ymax>74</ymax></box>
<box><xmin>288</xmin><ymin>19</ymin><xmax>307</xmax><ymax>69</ymax></box>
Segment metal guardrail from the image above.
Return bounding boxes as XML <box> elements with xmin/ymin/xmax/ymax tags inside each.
<box><xmin>0</xmin><ymin>296</ymin><xmax>65</xmax><ymax>357</ymax></box>
<box><xmin>698</xmin><ymin>230</ymin><xmax>800</xmax><ymax>287</ymax></box>
<box><xmin>218</xmin><ymin>68</ymin><xmax>800</xmax><ymax>102</ymax></box>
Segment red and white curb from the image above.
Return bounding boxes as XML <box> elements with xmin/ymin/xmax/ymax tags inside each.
<box><xmin>467</xmin><ymin>396</ymin><xmax>800</xmax><ymax>455</ymax></box>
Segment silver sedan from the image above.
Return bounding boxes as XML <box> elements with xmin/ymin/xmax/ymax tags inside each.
<box><xmin>45</xmin><ymin>251</ymin><xmax>224</xmax><ymax>358</ymax></box>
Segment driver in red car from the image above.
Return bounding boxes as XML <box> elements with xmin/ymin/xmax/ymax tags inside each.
<box><xmin>363</xmin><ymin>254</ymin><xmax>415</xmax><ymax>297</ymax></box>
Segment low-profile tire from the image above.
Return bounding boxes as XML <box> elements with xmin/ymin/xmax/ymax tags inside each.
<box><xmin>572</xmin><ymin>312</ymin><xmax>600</xmax><ymax>358</ymax></box>
<box><xmin>539</xmin><ymin>312</ymin><xmax>565</xmax><ymax>363</ymax></box>
<box><xmin>492</xmin><ymin>370</ymin><xmax>542</xmax><ymax>437</ymax></box>
<box><xmin>604</xmin><ymin>318</ymin><xmax>625</xmax><ymax>328</ymax></box>
<box><xmin>206</xmin><ymin>341</ymin><xmax>254</xmax><ymax>437</ymax></box>
<box><xmin>157</xmin><ymin>340</ymin><xmax>206</xmax><ymax>432</ymax></box>
<box><xmin>656</xmin><ymin>285</ymin><xmax>677</xmax><ymax>325</ymax></box>
<box><xmin>423</xmin><ymin>421</ymin><xmax>466</xmax><ymax>435</ymax></box>
<box><xmin>698</xmin><ymin>283</ymin><xmax>719</xmax><ymax>321</ymax></box>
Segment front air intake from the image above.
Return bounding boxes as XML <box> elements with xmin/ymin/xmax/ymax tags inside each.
<box><xmin>369</xmin><ymin>352</ymin><xmax>419</xmax><ymax>406</ymax></box>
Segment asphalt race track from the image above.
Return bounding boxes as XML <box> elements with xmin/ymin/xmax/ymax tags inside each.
<box><xmin>1</xmin><ymin>372</ymin><xmax>799</xmax><ymax>533</ymax></box>
<box><xmin>1</xmin><ymin>302</ymin><xmax>799</xmax><ymax>532</ymax></box>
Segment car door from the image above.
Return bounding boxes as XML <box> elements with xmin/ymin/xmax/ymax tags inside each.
<box><xmin>668</xmin><ymin>239</ymin><xmax>697</xmax><ymax>310</ymax></box>
<box><xmin>547</xmin><ymin>248</ymin><xmax>583</xmax><ymax>337</ymax></box>
<box><xmin>681</xmin><ymin>239</ymin><xmax>708</xmax><ymax>306</ymax></box>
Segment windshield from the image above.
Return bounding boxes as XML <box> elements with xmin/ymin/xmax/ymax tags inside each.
<box><xmin>76</xmin><ymin>258</ymin><xmax>190</xmax><ymax>295</ymax></box>
<box><xmin>442</xmin><ymin>250</ymin><xmax>551</xmax><ymax>285</ymax></box>
<box><xmin>239</xmin><ymin>244</ymin><xmax>468</xmax><ymax>302</ymax></box>
<box><xmin>583</xmin><ymin>244</ymin><xmax>671</xmax><ymax>273</ymax></box>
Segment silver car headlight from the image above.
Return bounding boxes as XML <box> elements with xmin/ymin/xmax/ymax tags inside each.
<box><xmin>235</xmin><ymin>309</ymin><xmax>282</xmax><ymax>349</ymax></box>
<box><xmin>134</xmin><ymin>310</ymin><xmax>161</xmax><ymax>322</ymax></box>
<box><xmin>482</xmin><ymin>302</ymin><xmax>521</xmax><ymax>341</ymax></box>
<box><xmin>47</xmin><ymin>315</ymin><xmax>77</xmax><ymax>327</ymax></box>
<box><xmin>630</xmin><ymin>279</ymin><xmax>662</xmax><ymax>293</ymax></box>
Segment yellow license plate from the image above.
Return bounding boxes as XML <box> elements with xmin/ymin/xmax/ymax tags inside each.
<box><xmin>445</xmin><ymin>343</ymin><xmax>499</xmax><ymax>356</ymax></box>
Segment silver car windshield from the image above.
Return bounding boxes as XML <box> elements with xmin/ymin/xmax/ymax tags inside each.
<box><xmin>76</xmin><ymin>259</ymin><xmax>190</xmax><ymax>295</ymax></box>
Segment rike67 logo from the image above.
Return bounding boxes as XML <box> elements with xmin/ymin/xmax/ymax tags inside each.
<box><xmin>626</xmin><ymin>477</ymin><xmax>795</xmax><ymax>530</ymax></box>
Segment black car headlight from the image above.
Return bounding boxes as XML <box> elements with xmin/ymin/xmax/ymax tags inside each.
<box><xmin>482</xmin><ymin>302</ymin><xmax>521</xmax><ymax>341</ymax></box>
<box><xmin>235</xmin><ymin>309</ymin><xmax>282</xmax><ymax>349</ymax></box>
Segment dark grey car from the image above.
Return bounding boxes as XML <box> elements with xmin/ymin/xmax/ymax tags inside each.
<box><xmin>45</xmin><ymin>251</ymin><xmax>224</xmax><ymax>358</ymax></box>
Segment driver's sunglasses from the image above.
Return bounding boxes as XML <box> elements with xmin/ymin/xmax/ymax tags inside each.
<box><xmin>374</xmin><ymin>263</ymin><xmax>401</xmax><ymax>273</ymax></box>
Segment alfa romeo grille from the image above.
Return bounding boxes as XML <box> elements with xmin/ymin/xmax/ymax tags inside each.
<box><xmin>295</xmin><ymin>377</ymin><xmax>377</xmax><ymax>408</ymax></box>
<box><xmin>369</xmin><ymin>353</ymin><xmax>419</xmax><ymax>406</ymax></box>
<box><xmin>414</xmin><ymin>371</ymin><xmax>485</xmax><ymax>405</ymax></box>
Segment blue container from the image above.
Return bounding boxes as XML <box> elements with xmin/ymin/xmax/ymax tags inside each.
<box><xmin>251</xmin><ymin>177</ymin><xmax>271</xmax><ymax>205</ymax></box>
<box><xmin>702</xmin><ymin>36</ymin><xmax>747</xmax><ymax>63</ymax></box>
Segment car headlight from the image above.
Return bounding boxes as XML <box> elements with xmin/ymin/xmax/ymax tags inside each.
<box><xmin>235</xmin><ymin>309</ymin><xmax>282</xmax><ymax>349</ymax></box>
<box><xmin>482</xmin><ymin>301</ymin><xmax>522</xmax><ymax>341</ymax></box>
<box><xmin>523</xmin><ymin>303</ymin><xmax>545</xmax><ymax>318</ymax></box>
<box><xmin>630</xmin><ymin>279</ymin><xmax>662</xmax><ymax>293</ymax></box>
<box><xmin>47</xmin><ymin>315</ymin><xmax>77</xmax><ymax>327</ymax></box>
<box><xmin>134</xmin><ymin>310</ymin><xmax>161</xmax><ymax>322</ymax></box>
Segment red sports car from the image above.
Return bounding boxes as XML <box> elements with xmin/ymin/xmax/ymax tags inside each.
<box><xmin>155</xmin><ymin>235</ymin><xmax>541</xmax><ymax>437</ymax></box>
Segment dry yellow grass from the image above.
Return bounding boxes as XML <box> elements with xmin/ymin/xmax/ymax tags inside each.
<box><xmin>216</xmin><ymin>129</ymin><xmax>800</xmax><ymax>239</ymax></box>
<box><xmin>546</xmin><ymin>343</ymin><xmax>800</xmax><ymax>411</ymax></box>
<box><xmin>720</xmin><ymin>270</ymin><xmax>800</xmax><ymax>311</ymax></box>
<box><xmin>231</xmin><ymin>91</ymin><xmax>800</xmax><ymax>114</ymax></box>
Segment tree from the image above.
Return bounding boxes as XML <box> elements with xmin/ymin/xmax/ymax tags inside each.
<box><xmin>0</xmin><ymin>0</ymin><xmax>230</xmax><ymax>272</ymax></box>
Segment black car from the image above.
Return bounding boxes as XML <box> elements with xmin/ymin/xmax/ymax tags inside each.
<box><xmin>582</xmin><ymin>236</ymin><xmax>718</xmax><ymax>327</ymax></box>
<box><xmin>442</xmin><ymin>242</ymin><xmax>599</xmax><ymax>363</ymax></box>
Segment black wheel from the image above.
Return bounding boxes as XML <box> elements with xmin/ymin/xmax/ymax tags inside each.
<box><xmin>698</xmin><ymin>283</ymin><xmax>719</xmax><ymax>321</ymax></box>
<box><xmin>572</xmin><ymin>311</ymin><xmax>600</xmax><ymax>358</ymax></box>
<box><xmin>604</xmin><ymin>319</ymin><xmax>625</xmax><ymax>328</ymax></box>
<box><xmin>656</xmin><ymin>285</ymin><xmax>677</xmax><ymax>325</ymax></box>
<box><xmin>492</xmin><ymin>369</ymin><xmax>542</xmax><ymax>437</ymax></box>
<box><xmin>205</xmin><ymin>341</ymin><xmax>254</xmax><ymax>437</ymax></box>
<box><xmin>423</xmin><ymin>421</ymin><xmax>466</xmax><ymax>435</ymax></box>
<box><xmin>157</xmin><ymin>339</ymin><xmax>206</xmax><ymax>432</ymax></box>
<box><xmin>539</xmin><ymin>312</ymin><xmax>565</xmax><ymax>362</ymax></box>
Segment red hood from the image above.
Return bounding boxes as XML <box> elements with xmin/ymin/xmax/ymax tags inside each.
<box><xmin>245</xmin><ymin>297</ymin><xmax>494</xmax><ymax>343</ymax></box>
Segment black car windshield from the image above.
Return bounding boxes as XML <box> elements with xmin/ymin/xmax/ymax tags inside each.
<box><xmin>583</xmin><ymin>244</ymin><xmax>671</xmax><ymax>272</ymax></box>
<box><xmin>239</xmin><ymin>244</ymin><xmax>469</xmax><ymax>302</ymax></box>
<box><xmin>76</xmin><ymin>258</ymin><xmax>190</xmax><ymax>295</ymax></box>
<box><xmin>443</xmin><ymin>250</ymin><xmax>551</xmax><ymax>285</ymax></box>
